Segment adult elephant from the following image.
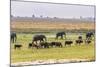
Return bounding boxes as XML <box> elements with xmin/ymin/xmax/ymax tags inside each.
<box><xmin>56</xmin><ymin>32</ymin><xmax>66</xmax><ymax>39</ymax></box>
<box><xmin>86</xmin><ymin>32</ymin><xmax>94</xmax><ymax>40</ymax></box>
<box><xmin>11</xmin><ymin>32</ymin><xmax>17</xmax><ymax>43</ymax></box>
<box><xmin>32</xmin><ymin>34</ymin><xmax>47</xmax><ymax>44</ymax></box>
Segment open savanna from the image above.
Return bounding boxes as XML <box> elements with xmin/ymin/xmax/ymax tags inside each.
<box><xmin>11</xmin><ymin>20</ymin><xmax>95</xmax><ymax>32</ymax></box>
<box><xmin>11</xmin><ymin>19</ymin><xmax>95</xmax><ymax>64</ymax></box>
<box><xmin>11</xmin><ymin>33</ymin><xmax>95</xmax><ymax>63</ymax></box>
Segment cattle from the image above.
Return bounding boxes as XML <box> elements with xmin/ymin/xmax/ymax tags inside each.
<box><xmin>14</xmin><ymin>44</ymin><xmax>22</xmax><ymax>49</ymax></box>
<box><xmin>50</xmin><ymin>42</ymin><xmax>62</xmax><ymax>47</ymax></box>
<box><xmin>75</xmin><ymin>40</ymin><xmax>83</xmax><ymax>45</ymax></box>
<box><xmin>85</xmin><ymin>40</ymin><xmax>91</xmax><ymax>44</ymax></box>
<box><xmin>28</xmin><ymin>43</ymin><xmax>33</xmax><ymax>48</ymax></box>
<box><xmin>28</xmin><ymin>43</ymin><xmax>40</xmax><ymax>49</ymax></box>
<box><xmin>11</xmin><ymin>32</ymin><xmax>17</xmax><ymax>43</ymax></box>
<box><xmin>40</xmin><ymin>42</ymin><xmax>49</xmax><ymax>48</ymax></box>
<box><xmin>56</xmin><ymin>32</ymin><xmax>66</xmax><ymax>39</ymax></box>
<box><xmin>65</xmin><ymin>40</ymin><xmax>73</xmax><ymax>46</ymax></box>
<box><xmin>78</xmin><ymin>36</ymin><xmax>82</xmax><ymax>40</ymax></box>
<box><xmin>32</xmin><ymin>35</ymin><xmax>46</xmax><ymax>44</ymax></box>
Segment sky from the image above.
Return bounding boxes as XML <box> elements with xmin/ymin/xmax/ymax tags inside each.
<box><xmin>11</xmin><ymin>1</ymin><xmax>95</xmax><ymax>18</ymax></box>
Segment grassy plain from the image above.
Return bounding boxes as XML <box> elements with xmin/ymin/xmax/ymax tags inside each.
<box><xmin>11</xmin><ymin>33</ymin><xmax>95</xmax><ymax>63</ymax></box>
<box><xmin>11</xmin><ymin>19</ymin><xmax>95</xmax><ymax>63</ymax></box>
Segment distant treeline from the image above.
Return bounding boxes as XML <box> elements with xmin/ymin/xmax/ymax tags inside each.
<box><xmin>11</xmin><ymin>17</ymin><xmax>95</xmax><ymax>23</ymax></box>
<box><xmin>11</xmin><ymin>28</ymin><xmax>95</xmax><ymax>34</ymax></box>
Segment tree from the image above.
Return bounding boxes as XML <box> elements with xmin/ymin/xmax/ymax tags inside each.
<box><xmin>11</xmin><ymin>14</ymin><xmax>13</xmax><ymax>18</ymax></box>
<box><xmin>32</xmin><ymin>14</ymin><xmax>35</xmax><ymax>18</ymax></box>
<box><xmin>80</xmin><ymin>16</ymin><xmax>82</xmax><ymax>19</ymax></box>
<box><xmin>46</xmin><ymin>16</ymin><xmax>49</xmax><ymax>18</ymax></box>
<box><xmin>40</xmin><ymin>15</ymin><xmax>43</xmax><ymax>18</ymax></box>
<box><xmin>54</xmin><ymin>17</ymin><xmax>57</xmax><ymax>19</ymax></box>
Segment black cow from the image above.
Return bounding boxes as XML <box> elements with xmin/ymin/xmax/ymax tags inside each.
<box><xmin>14</xmin><ymin>44</ymin><xmax>22</xmax><ymax>49</ymax></box>
<box><xmin>75</xmin><ymin>40</ymin><xmax>83</xmax><ymax>45</ymax></box>
<box><xmin>65</xmin><ymin>41</ymin><xmax>73</xmax><ymax>46</ymax></box>
<box><xmin>32</xmin><ymin>35</ymin><xmax>46</xmax><ymax>44</ymax></box>
<box><xmin>56</xmin><ymin>32</ymin><xmax>66</xmax><ymax>39</ymax></box>
<box><xmin>28</xmin><ymin>43</ymin><xmax>33</xmax><ymax>48</ymax></box>
<box><xmin>85</xmin><ymin>40</ymin><xmax>91</xmax><ymax>44</ymax></box>
<box><xmin>11</xmin><ymin>32</ymin><xmax>17</xmax><ymax>43</ymax></box>
<box><xmin>78</xmin><ymin>36</ymin><xmax>82</xmax><ymax>40</ymax></box>
<box><xmin>28</xmin><ymin>43</ymin><xmax>40</xmax><ymax>49</ymax></box>
<box><xmin>40</xmin><ymin>42</ymin><xmax>49</xmax><ymax>48</ymax></box>
<box><xmin>86</xmin><ymin>32</ymin><xmax>94</xmax><ymax>40</ymax></box>
<box><xmin>50</xmin><ymin>42</ymin><xmax>62</xmax><ymax>47</ymax></box>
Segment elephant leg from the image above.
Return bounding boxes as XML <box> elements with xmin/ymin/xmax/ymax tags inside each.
<box><xmin>39</xmin><ymin>40</ymin><xmax>41</xmax><ymax>43</ymax></box>
<box><xmin>61</xmin><ymin>36</ymin><xmax>63</xmax><ymax>39</ymax></box>
<box><xmin>13</xmin><ymin>38</ymin><xmax>14</xmax><ymax>43</ymax></box>
<box><xmin>36</xmin><ymin>41</ymin><xmax>37</xmax><ymax>44</ymax></box>
<box><xmin>65</xmin><ymin>35</ymin><xmax>66</xmax><ymax>39</ymax></box>
<box><xmin>32</xmin><ymin>41</ymin><xmax>34</xmax><ymax>45</ymax></box>
<box><xmin>15</xmin><ymin>37</ymin><xmax>17</xmax><ymax>43</ymax></box>
<box><xmin>13</xmin><ymin>38</ymin><xmax>15</xmax><ymax>43</ymax></box>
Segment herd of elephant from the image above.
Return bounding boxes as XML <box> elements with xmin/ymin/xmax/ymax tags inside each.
<box><xmin>11</xmin><ymin>32</ymin><xmax>94</xmax><ymax>49</ymax></box>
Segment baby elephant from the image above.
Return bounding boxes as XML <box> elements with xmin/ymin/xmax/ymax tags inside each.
<box><xmin>65</xmin><ymin>40</ymin><xmax>73</xmax><ymax>46</ymax></box>
<box><xmin>14</xmin><ymin>44</ymin><xmax>22</xmax><ymax>49</ymax></box>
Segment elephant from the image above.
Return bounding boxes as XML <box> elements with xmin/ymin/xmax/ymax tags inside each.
<box><xmin>86</xmin><ymin>32</ymin><xmax>94</xmax><ymax>40</ymax></box>
<box><xmin>56</xmin><ymin>32</ymin><xmax>66</xmax><ymax>39</ymax></box>
<box><xmin>32</xmin><ymin>34</ymin><xmax>47</xmax><ymax>44</ymax></box>
<box><xmin>11</xmin><ymin>32</ymin><xmax>17</xmax><ymax>43</ymax></box>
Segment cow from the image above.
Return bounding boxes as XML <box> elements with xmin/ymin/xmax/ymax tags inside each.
<box><xmin>28</xmin><ymin>43</ymin><xmax>33</xmax><ymax>48</ymax></box>
<box><xmin>75</xmin><ymin>40</ymin><xmax>83</xmax><ymax>45</ymax></box>
<box><xmin>85</xmin><ymin>40</ymin><xmax>91</xmax><ymax>44</ymax></box>
<box><xmin>56</xmin><ymin>32</ymin><xmax>66</xmax><ymax>39</ymax></box>
<box><xmin>11</xmin><ymin>32</ymin><xmax>17</xmax><ymax>43</ymax></box>
<box><xmin>14</xmin><ymin>44</ymin><xmax>22</xmax><ymax>49</ymax></box>
<box><xmin>50</xmin><ymin>42</ymin><xmax>62</xmax><ymax>47</ymax></box>
<box><xmin>65</xmin><ymin>40</ymin><xmax>73</xmax><ymax>46</ymax></box>
<box><xmin>39</xmin><ymin>42</ymin><xmax>49</xmax><ymax>48</ymax></box>
<box><xmin>28</xmin><ymin>43</ymin><xmax>40</xmax><ymax>49</ymax></box>
<box><xmin>78</xmin><ymin>36</ymin><xmax>82</xmax><ymax>40</ymax></box>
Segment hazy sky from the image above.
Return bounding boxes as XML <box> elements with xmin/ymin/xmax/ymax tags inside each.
<box><xmin>11</xmin><ymin>1</ymin><xmax>95</xmax><ymax>18</ymax></box>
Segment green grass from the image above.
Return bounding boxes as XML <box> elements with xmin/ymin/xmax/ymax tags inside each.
<box><xmin>11</xmin><ymin>33</ymin><xmax>95</xmax><ymax>63</ymax></box>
